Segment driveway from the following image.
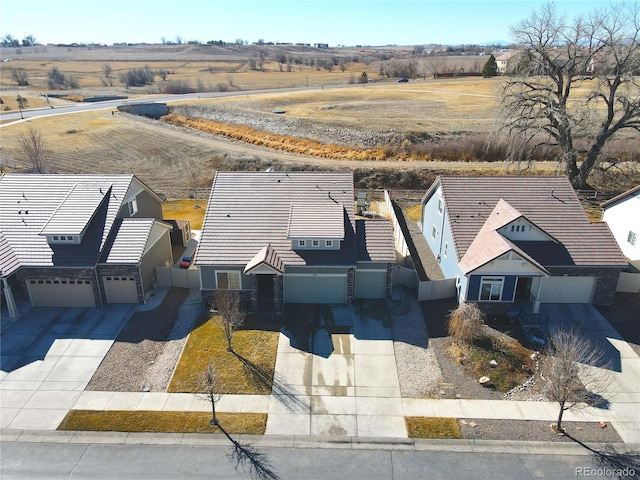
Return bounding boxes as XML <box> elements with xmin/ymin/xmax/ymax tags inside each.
<box><xmin>265</xmin><ymin>304</ymin><xmax>407</xmax><ymax>437</ymax></box>
<box><xmin>541</xmin><ymin>303</ymin><xmax>640</xmax><ymax>443</ymax></box>
<box><xmin>0</xmin><ymin>304</ymin><xmax>136</xmax><ymax>429</ymax></box>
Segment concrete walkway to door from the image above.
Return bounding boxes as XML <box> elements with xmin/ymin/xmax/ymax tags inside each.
<box><xmin>265</xmin><ymin>305</ymin><xmax>407</xmax><ymax>437</ymax></box>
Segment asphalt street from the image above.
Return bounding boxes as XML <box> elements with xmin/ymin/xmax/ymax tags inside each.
<box><xmin>0</xmin><ymin>440</ymin><xmax>624</xmax><ymax>480</ymax></box>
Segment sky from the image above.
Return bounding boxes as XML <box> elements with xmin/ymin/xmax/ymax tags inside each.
<box><xmin>0</xmin><ymin>0</ymin><xmax>621</xmax><ymax>47</ymax></box>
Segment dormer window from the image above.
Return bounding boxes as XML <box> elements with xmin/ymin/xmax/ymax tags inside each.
<box><xmin>47</xmin><ymin>235</ymin><xmax>79</xmax><ymax>244</ymax></box>
<box><xmin>128</xmin><ymin>197</ymin><xmax>138</xmax><ymax>216</ymax></box>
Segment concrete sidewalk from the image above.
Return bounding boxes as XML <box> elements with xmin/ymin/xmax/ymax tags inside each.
<box><xmin>1</xmin><ymin>295</ymin><xmax>638</xmax><ymax>443</ymax></box>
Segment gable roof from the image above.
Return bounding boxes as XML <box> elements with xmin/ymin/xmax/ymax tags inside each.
<box><xmin>196</xmin><ymin>172</ymin><xmax>356</xmax><ymax>268</ymax></box>
<box><xmin>356</xmin><ymin>220</ymin><xmax>396</xmax><ymax>263</ymax></box>
<box><xmin>0</xmin><ymin>173</ymin><xmax>151</xmax><ymax>277</ymax></box>
<box><xmin>100</xmin><ymin>218</ymin><xmax>156</xmax><ymax>264</ymax></box>
<box><xmin>601</xmin><ymin>185</ymin><xmax>640</xmax><ymax>209</ymax></box>
<box><xmin>424</xmin><ymin>176</ymin><xmax>626</xmax><ymax>268</ymax></box>
<box><xmin>244</xmin><ymin>244</ymin><xmax>285</xmax><ymax>274</ymax></box>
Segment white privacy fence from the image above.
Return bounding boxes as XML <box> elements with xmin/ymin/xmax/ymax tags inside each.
<box><xmin>156</xmin><ymin>266</ymin><xmax>201</xmax><ymax>289</ymax></box>
<box><xmin>385</xmin><ymin>190</ymin><xmax>456</xmax><ymax>302</ymax></box>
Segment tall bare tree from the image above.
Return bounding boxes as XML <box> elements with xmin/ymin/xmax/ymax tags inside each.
<box><xmin>423</xmin><ymin>55</ymin><xmax>447</xmax><ymax>79</ymax></box>
<box><xmin>18</xmin><ymin>127</ymin><xmax>49</xmax><ymax>173</ymax></box>
<box><xmin>102</xmin><ymin>63</ymin><xmax>113</xmax><ymax>86</ymax></box>
<box><xmin>498</xmin><ymin>2</ymin><xmax>640</xmax><ymax>189</ymax></box>
<box><xmin>213</xmin><ymin>289</ymin><xmax>245</xmax><ymax>352</ymax></box>
<box><xmin>198</xmin><ymin>359</ymin><xmax>222</xmax><ymax>426</ymax></box>
<box><xmin>538</xmin><ymin>326</ymin><xmax>611</xmax><ymax>433</ymax></box>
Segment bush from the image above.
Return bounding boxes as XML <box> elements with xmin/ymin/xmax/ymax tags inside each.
<box><xmin>447</xmin><ymin>302</ymin><xmax>485</xmax><ymax>344</ymax></box>
<box><xmin>163</xmin><ymin>80</ymin><xmax>194</xmax><ymax>94</ymax></box>
<box><xmin>120</xmin><ymin>65</ymin><xmax>155</xmax><ymax>87</ymax></box>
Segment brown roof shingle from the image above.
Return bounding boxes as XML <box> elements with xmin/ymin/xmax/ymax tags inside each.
<box><xmin>427</xmin><ymin>176</ymin><xmax>626</xmax><ymax>268</ymax></box>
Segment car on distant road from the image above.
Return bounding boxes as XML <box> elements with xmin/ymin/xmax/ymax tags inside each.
<box><xmin>398</xmin><ymin>77</ymin><xmax>409</xmax><ymax>83</ymax></box>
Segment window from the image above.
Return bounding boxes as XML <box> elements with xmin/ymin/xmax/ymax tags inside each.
<box><xmin>325</xmin><ymin>240</ymin><xmax>333</xmax><ymax>247</ymax></box>
<box><xmin>628</xmin><ymin>231</ymin><xmax>638</xmax><ymax>246</ymax></box>
<box><xmin>312</xmin><ymin>240</ymin><xmax>320</xmax><ymax>247</ymax></box>
<box><xmin>128</xmin><ymin>197</ymin><xmax>138</xmax><ymax>216</ymax></box>
<box><xmin>443</xmin><ymin>242</ymin><xmax>448</xmax><ymax>258</ymax></box>
<box><xmin>216</xmin><ymin>271</ymin><xmax>241</xmax><ymax>290</ymax></box>
<box><xmin>479</xmin><ymin>277</ymin><xmax>503</xmax><ymax>301</ymax></box>
<box><xmin>298</xmin><ymin>240</ymin><xmax>306</xmax><ymax>247</ymax></box>
<box><xmin>437</xmin><ymin>198</ymin><xmax>444</xmax><ymax>214</ymax></box>
<box><xmin>53</xmin><ymin>235</ymin><xmax>59</xmax><ymax>241</ymax></box>
<box><xmin>432</xmin><ymin>225</ymin><xmax>437</xmax><ymax>240</ymax></box>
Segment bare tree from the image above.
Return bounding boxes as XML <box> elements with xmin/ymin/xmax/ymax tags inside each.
<box><xmin>18</xmin><ymin>127</ymin><xmax>49</xmax><ymax>173</ymax></box>
<box><xmin>538</xmin><ymin>326</ymin><xmax>611</xmax><ymax>433</ymax></box>
<box><xmin>198</xmin><ymin>359</ymin><xmax>222</xmax><ymax>426</ymax></box>
<box><xmin>423</xmin><ymin>55</ymin><xmax>447</xmax><ymax>78</ymax></box>
<box><xmin>16</xmin><ymin>95</ymin><xmax>27</xmax><ymax>119</ymax></box>
<box><xmin>102</xmin><ymin>63</ymin><xmax>113</xmax><ymax>86</ymax></box>
<box><xmin>213</xmin><ymin>290</ymin><xmax>245</xmax><ymax>352</ymax></box>
<box><xmin>498</xmin><ymin>2</ymin><xmax>640</xmax><ymax>189</ymax></box>
<box><xmin>447</xmin><ymin>302</ymin><xmax>485</xmax><ymax>345</ymax></box>
<box><xmin>12</xmin><ymin>68</ymin><xmax>29</xmax><ymax>86</ymax></box>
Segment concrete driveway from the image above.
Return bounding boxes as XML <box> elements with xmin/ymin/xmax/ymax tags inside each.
<box><xmin>265</xmin><ymin>304</ymin><xmax>407</xmax><ymax>437</ymax></box>
<box><xmin>0</xmin><ymin>304</ymin><xmax>136</xmax><ymax>430</ymax></box>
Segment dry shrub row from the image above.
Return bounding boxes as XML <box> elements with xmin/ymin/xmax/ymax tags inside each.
<box><xmin>164</xmin><ymin>111</ymin><xmax>640</xmax><ymax>168</ymax></box>
<box><xmin>162</xmin><ymin>113</ymin><xmax>392</xmax><ymax>161</ymax></box>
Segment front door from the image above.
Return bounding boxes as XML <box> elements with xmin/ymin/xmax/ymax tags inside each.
<box><xmin>257</xmin><ymin>274</ymin><xmax>274</xmax><ymax>302</ymax></box>
<box><xmin>514</xmin><ymin>277</ymin><xmax>532</xmax><ymax>302</ymax></box>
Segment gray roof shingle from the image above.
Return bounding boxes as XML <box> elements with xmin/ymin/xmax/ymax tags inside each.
<box><xmin>196</xmin><ymin>172</ymin><xmax>356</xmax><ymax>267</ymax></box>
<box><xmin>0</xmin><ymin>174</ymin><xmax>135</xmax><ymax>275</ymax></box>
<box><xmin>101</xmin><ymin>218</ymin><xmax>155</xmax><ymax>264</ymax></box>
<box><xmin>426</xmin><ymin>176</ymin><xmax>626</xmax><ymax>268</ymax></box>
<box><xmin>356</xmin><ymin>220</ymin><xmax>396</xmax><ymax>263</ymax></box>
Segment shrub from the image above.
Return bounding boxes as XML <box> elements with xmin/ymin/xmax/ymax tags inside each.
<box><xmin>163</xmin><ymin>80</ymin><xmax>194</xmax><ymax>94</ymax></box>
<box><xmin>447</xmin><ymin>302</ymin><xmax>485</xmax><ymax>344</ymax></box>
<box><xmin>120</xmin><ymin>65</ymin><xmax>155</xmax><ymax>87</ymax></box>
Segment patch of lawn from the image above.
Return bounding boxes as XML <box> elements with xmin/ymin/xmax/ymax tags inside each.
<box><xmin>405</xmin><ymin>204</ymin><xmax>422</xmax><ymax>222</ymax></box>
<box><xmin>162</xmin><ymin>200</ymin><xmax>207</xmax><ymax>230</ymax></box>
<box><xmin>58</xmin><ymin>410</ymin><xmax>266</xmax><ymax>434</ymax></box>
<box><xmin>168</xmin><ymin>314</ymin><xmax>279</xmax><ymax>395</ymax></box>
<box><xmin>405</xmin><ymin>417</ymin><xmax>463</xmax><ymax>439</ymax></box>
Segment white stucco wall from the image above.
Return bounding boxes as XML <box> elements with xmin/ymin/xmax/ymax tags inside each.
<box><xmin>602</xmin><ymin>193</ymin><xmax>640</xmax><ymax>262</ymax></box>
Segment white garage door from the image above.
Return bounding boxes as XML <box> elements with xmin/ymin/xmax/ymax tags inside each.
<box><xmin>284</xmin><ymin>275</ymin><xmax>347</xmax><ymax>304</ymax></box>
<box><xmin>538</xmin><ymin>276</ymin><xmax>596</xmax><ymax>303</ymax></box>
<box><xmin>27</xmin><ymin>279</ymin><xmax>96</xmax><ymax>308</ymax></box>
<box><xmin>355</xmin><ymin>270</ymin><xmax>387</xmax><ymax>299</ymax></box>
<box><xmin>103</xmin><ymin>276</ymin><xmax>140</xmax><ymax>304</ymax></box>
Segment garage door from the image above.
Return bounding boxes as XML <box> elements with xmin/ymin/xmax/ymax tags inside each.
<box><xmin>284</xmin><ymin>275</ymin><xmax>347</xmax><ymax>304</ymax></box>
<box><xmin>27</xmin><ymin>279</ymin><xmax>96</xmax><ymax>308</ymax></box>
<box><xmin>103</xmin><ymin>276</ymin><xmax>140</xmax><ymax>304</ymax></box>
<box><xmin>538</xmin><ymin>276</ymin><xmax>596</xmax><ymax>303</ymax></box>
<box><xmin>355</xmin><ymin>270</ymin><xmax>387</xmax><ymax>299</ymax></box>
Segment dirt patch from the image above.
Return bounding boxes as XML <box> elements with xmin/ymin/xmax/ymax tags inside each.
<box><xmin>459</xmin><ymin>419</ymin><xmax>622</xmax><ymax>443</ymax></box>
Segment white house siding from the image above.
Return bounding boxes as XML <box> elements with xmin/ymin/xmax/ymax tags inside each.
<box><xmin>422</xmin><ymin>186</ymin><xmax>460</xmax><ymax>279</ymax></box>
<box><xmin>602</xmin><ymin>193</ymin><xmax>640</xmax><ymax>264</ymax></box>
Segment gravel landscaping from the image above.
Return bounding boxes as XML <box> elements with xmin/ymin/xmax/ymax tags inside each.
<box><xmin>86</xmin><ymin>288</ymin><xmax>201</xmax><ymax>392</ymax></box>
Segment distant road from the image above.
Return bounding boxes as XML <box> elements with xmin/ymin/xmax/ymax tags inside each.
<box><xmin>0</xmin><ymin>85</ymin><xmax>339</xmax><ymax>125</ymax></box>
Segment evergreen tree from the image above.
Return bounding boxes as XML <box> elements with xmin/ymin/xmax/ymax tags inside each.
<box><xmin>482</xmin><ymin>54</ymin><xmax>498</xmax><ymax>78</ymax></box>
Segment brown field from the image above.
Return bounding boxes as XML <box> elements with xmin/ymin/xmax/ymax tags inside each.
<box><xmin>1</xmin><ymin>44</ymin><xmax>637</xmax><ymax>197</ymax></box>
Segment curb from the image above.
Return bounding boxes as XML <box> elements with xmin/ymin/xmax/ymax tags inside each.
<box><xmin>2</xmin><ymin>429</ymin><xmax>637</xmax><ymax>455</ymax></box>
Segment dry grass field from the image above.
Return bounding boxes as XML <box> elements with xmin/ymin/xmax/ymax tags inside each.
<box><xmin>1</xmin><ymin>44</ymin><xmax>637</xmax><ymax>198</ymax></box>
